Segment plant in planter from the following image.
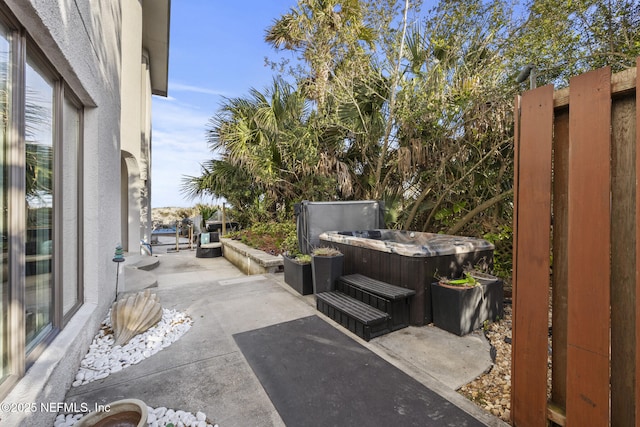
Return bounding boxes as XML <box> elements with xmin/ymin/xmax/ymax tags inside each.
<box><xmin>196</xmin><ymin>204</ymin><xmax>217</xmax><ymax>231</ymax></box>
<box><xmin>283</xmin><ymin>253</ymin><xmax>314</xmax><ymax>295</ymax></box>
<box><xmin>437</xmin><ymin>272</ymin><xmax>478</xmax><ymax>288</ymax></box>
<box><xmin>431</xmin><ymin>270</ymin><xmax>504</xmax><ymax>336</ymax></box>
<box><xmin>280</xmin><ymin>231</ymin><xmax>314</xmax><ymax>295</ymax></box>
<box><xmin>311</xmin><ymin>246</ymin><xmax>344</xmax><ymax>294</ymax></box>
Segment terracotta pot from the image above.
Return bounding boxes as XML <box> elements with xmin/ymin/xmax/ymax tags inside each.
<box><xmin>74</xmin><ymin>399</ymin><xmax>147</xmax><ymax>427</ymax></box>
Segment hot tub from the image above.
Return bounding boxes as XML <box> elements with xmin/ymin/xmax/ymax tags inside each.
<box><xmin>319</xmin><ymin>229</ymin><xmax>495</xmax><ymax>325</ymax></box>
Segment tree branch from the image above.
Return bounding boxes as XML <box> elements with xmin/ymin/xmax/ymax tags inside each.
<box><xmin>372</xmin><ymin>0</ymin><xmax>409</xmax><ymax>199</ymax></box>
<box><xmin>445</xmin><ymin>188</ymin><xmax>514</xmax><ymax>235</ymax></box>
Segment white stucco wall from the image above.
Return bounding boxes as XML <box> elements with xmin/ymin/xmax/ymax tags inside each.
<box><xmin>121</xmin><ymin>0</ymin><xmax>143</xmax><ymax>253</ymax></box>
<box><xmin>140</xmin><ymin>52</ymin><xmax>153</xmax><ymax>245</ymax></box>
<box><xmin>119</xmin><ymin>1</ymin><xmax>154</xmax><ymax>253</ymax></box>
<box><xmin>0</xmin><ymin>1</ymin><xmax>149</xmax><ymax>425</ymax></box>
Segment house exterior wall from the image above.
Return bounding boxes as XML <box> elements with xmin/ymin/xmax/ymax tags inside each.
<box><xmin>140</xmin><ymin>52</ymin><xmax>153</xmax><ymax>245</ymax></box>
<box><xmin>121</xmin><ymin>0</ymin><xmax>151</xmax><ymax>253</ymax></box>
<box><xmin>0</xmin><ymin>1</ymin><xmax>168</xmax><ymax>425</ymax></box>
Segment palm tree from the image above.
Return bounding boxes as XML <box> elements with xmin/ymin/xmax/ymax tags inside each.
<box><xmin>265</xmin><ymin>0</ymin><xmax>374</xmax><ymax>113</ymax></box>
<box><xmin>181</xmin><ymin>159</ymin><xmax>258</xmax><ymax>217</ymax></box>
<box><xmin>182</xmin><ymin>78</ymin><xmax>324</xmax><ymax>221</ymax></box>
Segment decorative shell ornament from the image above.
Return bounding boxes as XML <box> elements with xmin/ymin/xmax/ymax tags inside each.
<box><xmin>111</xmin><ymin>289</ymin><xmax>162</xmax><ymax>346</ymax></box>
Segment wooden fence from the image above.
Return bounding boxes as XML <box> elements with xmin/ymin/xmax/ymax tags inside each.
<box><xmin>512</xmin><ymin>61</ymin><xmax>639</xmax><ymax>426</ymax></box>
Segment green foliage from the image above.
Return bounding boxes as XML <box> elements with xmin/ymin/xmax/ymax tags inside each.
<box><xmin>507</xmin><ymin>0</ymin><xmax>640</xmax><ymax>89</ymax></box>
<box><xmin>196</xmin><ymin>204</ymin><xmax>218</xmax><ymax>228</ymax></box>
<box><xmin>227</xmin><ymin>221</ymin><xmax>296</xmax><ymax>255</ymax></box>
<box><xmin>265</xmin><ymin>0</ymin><xmax>376</xmax><ymax>113</ymax></box>
<box><xmin>293</xmin><ymin>254</ymin><xmax>312</xmax><ymax>264</ymax></box>
<box><xmin>438</xmin><ymin>272</ymin><xmax>478</xmax><ymax>288</ymax></box>
<box><xmin>280</xmin><ymin>229</ymin><xmax>302</xmax><ymax>256</ymax></box>
<box><xmin>311</xmin><ymin>246</ymin><xmax>342</xmax><ymax>256</ymax></box>
<box><xmin>182</xmin><ymin>77</ymin><xmax>327</xmax><ymax>222</ymax></box>
<box><xmin>185</xmin><ymin>0</ymin><xmax>640</xmax><ymax>286</ymax></box>
<box><xmin>483</xmin><ymin>225</ymin><xmax>513</xmax><ymax>280</ymax></box>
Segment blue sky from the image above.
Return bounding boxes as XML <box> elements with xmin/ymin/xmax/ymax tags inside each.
<box><xmin>151</xmin><ymin>0</ymin><xmax>297</xmax><ymax>208</ymax></box>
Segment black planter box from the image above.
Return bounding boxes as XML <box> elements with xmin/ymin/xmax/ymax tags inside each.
<box><xmin>431</xmin><ymin>276</ymin><xmax>504</xmax><ymax>336</ymax></box>
<box><xmin>311</xmin><ymin>254</ymin><xmax>344</xmax><ymax>294</ymax></box>
<box><xmin>283</xmin><ymin>255</ymin><xmax>313</xmax><ymax>295</ymax></box>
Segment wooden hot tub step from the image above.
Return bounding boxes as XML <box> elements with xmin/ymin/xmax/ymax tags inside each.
<box><xmin>316</xmin><ymin>291</ymin><xmax>391</xmax><ymax>341</ymax></box>
<box><xmin>337</xmin><ymin>274</ymin><xmax>415</xmax><ymax>331</ymax></box>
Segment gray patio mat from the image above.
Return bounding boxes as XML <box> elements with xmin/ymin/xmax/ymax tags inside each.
<box><xmin>233</xmin><ymin>315</ymin><xmax>486</xmax><ymax>426</ymax></box>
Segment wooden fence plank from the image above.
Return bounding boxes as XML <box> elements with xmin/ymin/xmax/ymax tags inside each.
<box><xmin>565</xmin><ymin>67</ymin><xmax>611</xmax><ymax>427</ymax></box>
<box><xmin>511</xmin><ymin>95</ymin><xmax>521</xmax><ymax>426</ymax></box>
<box><xmin>553</xmin><ymin>67</ymin><xmax>637</xmax><ymax>108</ymax></box>
<box><xmin>511</xmin><ymin>85</ymin><xmax>554</xmax><ymax>427</ymax></box>
<box><xmin>636</xmin><ymin>57</ymin><xmax>640</xmax><ymax>427</ymax></box>
<box><xmin>610</xmin><ymin>94</ymin><xmax>636</xmax><ymax>427</ymax></box>
<box><xmin>551</xmin><ymin>109</ymin><xmax>569</xmax><ymax>412</ymax></box>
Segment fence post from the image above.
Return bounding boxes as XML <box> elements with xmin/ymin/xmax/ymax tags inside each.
<box><xmin>564</xmin><ymin>67</ymin><xmax>612</xmax><ymax>427</ymax></box>
<box><xmin>634</xmin><ymin>57</ymin><xmax>640</xmax><ymax>427</ymax></box>
<box><xmin>511</xmin><ymin>85</ymin><xmax>554</xmax><ymax>426</ymax></box>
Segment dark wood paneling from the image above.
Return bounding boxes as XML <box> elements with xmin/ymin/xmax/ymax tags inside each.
<box><xmin>551</xmin><ymin>109</ymin><xmax>569</xmax><ymax>411</ymax></box>
<box><xmin>636</xmin><ymin>57</ymin><xmax>640</xmax><ymax>427</ymax></box>
<box><xmin>565</xmin><ymin>67</ymin><xmax>611</xmax><ymax>427</ymax></box>
<box><xmin>611</xmin><ymin>95</ymin><xmax>636</xmax><ymax>427</ymax></box>
<box><xmin>329</xmin><ymin>240</ymin><xmax>492</xmax><ymax>326</ymax></box>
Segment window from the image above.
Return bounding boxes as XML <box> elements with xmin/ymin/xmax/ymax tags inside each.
<box><xmin>0</xmin><ymin>20</ymin><xmax>9</xmax><ymax>385</ymax></box>
<box><xmin>0</xmin><ymin>10</ymin><xmax>84</xmax><ymax>396</ymax></box>
<box><xmin>24</xmin><ymin>53</ymin><xmax>54</xmax><ymax>352</ymax></box>
<box><xmin>61</xmin><ymin>92</ymin><xmax>81</xmax><ymax>318</ymax></box>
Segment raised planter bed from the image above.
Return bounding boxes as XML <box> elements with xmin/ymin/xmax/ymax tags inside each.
<box><xmin>220</xmin><ymin>238</ymin><xmax>283</xmax><ymax>275</ymax></box>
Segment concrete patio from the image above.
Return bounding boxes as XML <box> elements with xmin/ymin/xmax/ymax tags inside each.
<box><xmin>63</xmin><ymin>246</ymin><xmax>509</xmax><ymax>426</ymax></box>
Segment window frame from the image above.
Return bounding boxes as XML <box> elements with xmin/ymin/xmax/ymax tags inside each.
<box><xmin>0</xmin><ymin>5</ymin><xmax>84</xmax><ymax>398</ymax></box>
<box><xmin>24</xmin><ymin>41</ymin><xmax>58</xmax><ymax>360</ymax></box>
<box><xmin>59</xmin><ymin>85</ymin><xmax>83</xmax><ymax>326</ymax></box>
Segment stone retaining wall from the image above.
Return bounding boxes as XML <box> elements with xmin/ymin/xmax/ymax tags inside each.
<box><xmin>220</xmin><ymin>238</ymin><xmax>283</xmax><ymax>275</ymax></box>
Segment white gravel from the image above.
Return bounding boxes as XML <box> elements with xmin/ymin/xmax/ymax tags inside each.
<box><xmin>55</xmin><ymin>308</ymin><xmax>219</xmax><ymax>426</ymax></box>
<box><xmin>54</xmin><ymin>406</ymin><xmax>218</xmax><ymax>427</ymax></box>
<box><xmin>72</xmin><ymin>307</ymin><xmax>193</xmax><ymax>387</ymax></box>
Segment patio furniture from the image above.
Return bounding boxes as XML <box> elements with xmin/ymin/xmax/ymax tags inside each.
<box><xmin>196</xmin><ymin>232</ymin><xmax>222</xmax><ymax>258</ymax></box>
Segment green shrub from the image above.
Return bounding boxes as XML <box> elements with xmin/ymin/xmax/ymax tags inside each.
<box><xmin>227</xmin><ymin>221</ymin><xmax>296</xmax><ymax>255</ymax></box>
<box><xmin>280</xmin><ymin>229</ymin><xmax>301</xmax><ymax>256</ymax></box>
<box><xmin>293</xmin><ymin>254</ymin><xmax>312</xmax><ymax>264</ymax></box>
<box><xmin>483</xmin><ymin>225</ymin><xmax>512</xmax><ymax>282</ymax></box>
